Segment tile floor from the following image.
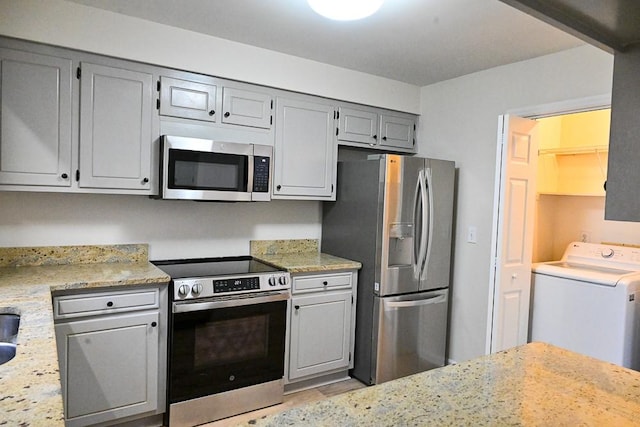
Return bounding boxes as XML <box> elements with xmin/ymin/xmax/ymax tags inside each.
<box><xmin>202</xmin><ymin>378</ymin><xmax>366</xmax><ymax>426</ymax></box>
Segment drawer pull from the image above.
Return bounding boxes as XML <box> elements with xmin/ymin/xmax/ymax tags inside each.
<box><xmin>323</xmin><ymin>281</ymin><xmax>328</xmax><ymax>286</ymax></box>
<box><xmin>151</xmin><ymin>322</ymin><xmax>157</xmax><ymax>327</ymax></box>
<box><xmin>294</xmin><ymin>305</ymin><xmax>300</xmax><ymax>310</ymax></box>
<box><xmin>106</xmin><ymin>301</ymin><xmax>113</xmax><ymax>307</ymax></box>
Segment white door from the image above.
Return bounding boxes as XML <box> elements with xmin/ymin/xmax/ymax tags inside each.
<box><xmin>487</xmin><ymin>114</ymin><xmax>538</xmax><ymax>354</ymax></box>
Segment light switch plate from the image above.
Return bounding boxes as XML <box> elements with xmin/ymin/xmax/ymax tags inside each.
<box><xmin>467</xmin><ymin>226</ymin><xmax>477</xmax><ymax>244</ymax></box>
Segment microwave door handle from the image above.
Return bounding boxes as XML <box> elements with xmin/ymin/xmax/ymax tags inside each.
<box><xmin>247</xmin><ymin>153</ymin><xmax>254</xmax><ymax>193</ymax></box>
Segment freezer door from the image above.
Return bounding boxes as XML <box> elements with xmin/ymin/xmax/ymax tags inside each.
<box><xmin>373</xmin><ymin>289</ymin><xmax>448</xmax><ymax>384</ymax></box>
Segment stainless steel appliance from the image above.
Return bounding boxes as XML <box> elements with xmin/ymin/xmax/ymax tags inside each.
<box><xmin>322</xmin><ymin>154</ymin><xmax>455</xmax><ymax>385</ymax></box>
<box><xmin>159</xmin><ymin>135</ymin><xmax>272</xmax><ymax>202</ymax></box>
<box><xmin>152</xmin><ymin>256</ymin><xmax>290</xmax><ymax>427</ymax></box>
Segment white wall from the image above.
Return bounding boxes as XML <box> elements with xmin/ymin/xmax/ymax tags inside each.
<box><xmin>0</xmin><ymin>192</ymin><xmax>321</xmax><ymax>260</ymax></box>
<box><xmin>536</xmin><ymin>195</ymin><xmax>640</xmax><ymax>261</ymax></box>
<box><xmin>0</xmin><ymin>0</ymin><xmax>420</xmax><ymax>114</ymax></box>
<box><xmin>418</xmin><ymin>44</ymin><xmax>614</xmax><ymax>363</ymax></box>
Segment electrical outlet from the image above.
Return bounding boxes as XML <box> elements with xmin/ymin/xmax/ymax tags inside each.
<box><xmin>467</xmin><ymin>226</ymin><xmax>477</xmax><ymax>244</ymax></box>
<box><xmin>580</xmin><ymin>231</ymin><xmax>591</xmax><ymax>243</ymax></box>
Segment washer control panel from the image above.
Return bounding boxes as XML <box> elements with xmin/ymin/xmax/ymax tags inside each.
<box><xmin>565</xmin><ymin>242</ymin><xmax>640</xmax><ymax>268</ymax></box>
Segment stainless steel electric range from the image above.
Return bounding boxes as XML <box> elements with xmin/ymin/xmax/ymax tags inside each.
<box><xmin>153</xmin><ymin>256</ymin><xmax>290</xmax><ymax>427</ymax></box>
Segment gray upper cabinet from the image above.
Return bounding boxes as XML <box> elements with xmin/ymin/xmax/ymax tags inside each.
<box><xmin>79</xmin><ymin>62</ymin><xmax>154</xmax><ymax>191</ymax></box>
<box><xmin>159</xmin><ymin>76</ymin><xmax>217</xmax><ymax>122</ymax></box>
<box><xmin>222</xmin><ymin>87</ymin><xmax>273</xmax><ymax>129</ymax></box>
<box><xmin>379</xmin><ymin>113</ymin><xmax>415</xmax><ymax>150</ymax></box>
<box><xmin>337</xmin><ymin>106</ymin><xmax>379</xmax><ymax>146</ymax></box>
<box><xmin>273</xmin><ymin>95</ymin><xmax>336</xmax><ymax>200</ymax></box>
<box><xmin>337</xmin><ymin>106</ymin><xmax>416</xmax><ymax>152</ymax></box>
<box><xmin>0</xmin><ymin>48</ymin><xmax>73</xmax><ymax>187</ymax></box>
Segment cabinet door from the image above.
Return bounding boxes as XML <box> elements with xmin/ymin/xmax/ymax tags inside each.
<box><xmin>0</xmin><ymin>48</ymin><xmax>72</xmax><ymax>186</ymax></box>
<box><xmin>55</xmin><ymin>311</ymin><xmax>159</xmax><ymax>427</ymax></box>
<box><xmin>289</xmin><ymin>290</ymin><xmax>351</xmax><ymax>380</ymax></box>
<box><xmin>79</xmin><ymin>62</ymin><xmax>153</xmax><ymax>190</ymax></box>
<box><xmin>273</xmin><ymin>97</ymin><xmax>336</xmax><ymax>199</ymax></box>
<box><xmin>222</xmin><ymin>87</ymin><xmax>272</xmax><ymax>129</ymax></box>
<box><xmin>337</xmin><ymin>106</ymin><xmax>379</xmax><ymax>146</ymax></box>
<box><xmin>380</xmin><ymin>114</ymin><xmax>415</xmax><ymax>150</ymax></box>
<box><xmin>159</xmin><ymin>76</ymin><xmax>217</xmax><ymax>122</ymax></box>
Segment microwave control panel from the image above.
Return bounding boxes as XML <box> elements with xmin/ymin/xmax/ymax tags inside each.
<box><xmin>253</xmin><ymin>156</ymin><xmax>270</xmax><ymax>193</ymax></box>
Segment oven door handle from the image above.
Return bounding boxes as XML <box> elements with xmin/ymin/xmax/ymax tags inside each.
<box><xmin>172</xmin><ymin>291</ymin><xmax>290</xmax><ymax>313</ymax></box>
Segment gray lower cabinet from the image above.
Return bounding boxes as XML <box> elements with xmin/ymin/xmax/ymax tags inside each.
<box><xmin>287</xmin><ymin>271</ymin><xmax>357</xmax><ymax>386</ymax></box>
<box><xmin>273</xmin><ymin>95</ymin><xmax>336</xmax><ymax>200</ymax></box>
<box><xmin>53</xmin><ymin>286</ymin><xmax>167</xmax><ymax>427</ymax></box>
<box><xmin>79</xmin><ymin>62</ymin><xmax>154</xmax><ymax>191</ymax></box>
<box><xmin>0</xmin><ymin>47</ymin><xmax>73</xmax><ymax>187</ymax></box>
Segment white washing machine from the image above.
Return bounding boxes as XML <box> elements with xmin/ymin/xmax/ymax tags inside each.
<box><xmin>530</xmin><ymin>241</ymin><xmax>640</xmax><ymax>370</ymax></box>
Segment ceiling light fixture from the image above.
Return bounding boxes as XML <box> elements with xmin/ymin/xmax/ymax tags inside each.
<box><xmin>308</xmin><ymin>0</ymin><xmax>384</xmax><ymax>21</ymax></box>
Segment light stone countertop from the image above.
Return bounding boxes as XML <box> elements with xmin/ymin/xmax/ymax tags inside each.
<box><xmin>254</xmin><ymin>252</ymin><xmax>362</xmax><ymax>274</ymax></box>
<box><xmin>250</xmin><ymin>239</ymin><xmax>362</xmax><ymax>273</ymax></box>
<box><xmin>242</xmin><ymin>342</ymin><xmax>640</xmax><ymax>426</ymax></box>
<box><xmin>0</xmin><ymin>245</ymin><xmax>169</xmax><ymax>426</ymax></box>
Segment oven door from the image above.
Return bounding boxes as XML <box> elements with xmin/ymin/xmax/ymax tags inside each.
<box><xmin>161</xmin><ymin>135</ymin><xmax>253</xmax><ymax>201</ymax></box>
<box><xmin>169</xmin><ymin>292</ymin><xmax>288</xmax><ymax>404</ymax></box>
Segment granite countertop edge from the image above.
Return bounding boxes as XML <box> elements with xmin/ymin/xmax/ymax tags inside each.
<box><xmin>0</xmin><ymin>261</ymin><xmax>170</xmax><ymax>426</ymax></box>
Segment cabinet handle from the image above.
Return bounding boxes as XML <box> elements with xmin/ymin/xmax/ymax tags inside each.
<box><xmin>151</xmin><ymin>322</ymin><xmax>157</xmax><ymax>327</ymax></box>
<box><xmin>142</xmin><ymin>177</ymin><xmax>149</xmax><ymax>183</ymax></box>
<box><xmin>294</xmin><ymin>305</ymin><xmax>300</xmax><ymax>310</ymax></box>
<box><xmin>323</xmin><ymin>281</ymin><xmax>328</xmax><ymax>286</ymax></box>
<box><xmin>382</xmin><ymin>136</ymin><xmax>387</xmax><ymax>141</ymax></box>
<box><xmin>224</xmin><ymin>112</ymin><xmax>230</xmax><ymax>118</ymax></box>
<box><xmin>209</xmin><ymin>110</ymin><xmax>215</xmax><ymax>116</ymax></box>
<box><xmin>61</xmin><ymin>173</ymin><xmax>68</xmax><ymax>179</ymax></box>
<box><xmin>106</xmin><ymin>301</ymin><xmax>113</xmax><ymax>307</ymax></box>
<box><xmin>373</xmin><ymin>135</ymin><xmax>377</xmax><ymax>140</ymax></box>
<box><xmin>276</xmin><ymin>185</ymin><xmax>281</xmax><ymax>191</ymax></box>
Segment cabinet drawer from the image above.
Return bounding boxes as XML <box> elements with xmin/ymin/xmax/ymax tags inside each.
<box><xmin>54</xmin><ymin>288</ymin><xmax>159</xmax><ymax>319</ymax></box>
<box><xmin>293</xmin><ymin>272</ymin><xmax>352</xmax><ymax>293</ymax></box>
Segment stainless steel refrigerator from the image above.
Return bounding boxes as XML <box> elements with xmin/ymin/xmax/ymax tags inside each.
<box><xmin>322</xmin><ymin>154</ymin><xmax>455</xmax><ymax>385</ymax></box>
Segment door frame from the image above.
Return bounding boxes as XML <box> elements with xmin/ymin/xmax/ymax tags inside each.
<box><xmin>485</xmin><ymin>94</ymin><xmax>611</xmax><ymax>355</ymax></box>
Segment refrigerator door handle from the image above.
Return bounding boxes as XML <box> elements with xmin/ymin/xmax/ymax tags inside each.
<box><xmin>422</xmin><ymin>167</ymin><xmax>434</xmax><ymax>280</ymax></box>
<box><xmin>413</xmin><ymin>170</ymin><xmax>428</xmax><ymax>278</ymax></box>
<box><xmin>384</xmin><ymin>291</ymin><xmax>448</xmax><ymax>309</ymax></box>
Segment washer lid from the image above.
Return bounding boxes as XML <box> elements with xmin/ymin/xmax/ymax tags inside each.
<box><xmin>532</xmin><ymin>261</ymin><xmax>639</xmax><ymax>286</ymax></box>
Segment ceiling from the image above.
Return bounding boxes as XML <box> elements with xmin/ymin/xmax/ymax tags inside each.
<box><xmin>65</xmin><ymin>0</ymin><xmax>587</xmax><ymax>87</ymax></box>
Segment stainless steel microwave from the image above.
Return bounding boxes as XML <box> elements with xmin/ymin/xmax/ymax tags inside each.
<box><xmin>159</xmin><ymin>135</ymin><xmax>272</xmax><ymax>202</ymax></box>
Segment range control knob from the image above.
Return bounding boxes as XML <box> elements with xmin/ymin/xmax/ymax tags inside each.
<box><xmin>278</xmin><ymin>275</ymin><xmax>288</xmax><ymax>286</ymax></box>
<box><xmin>191</xmin><ymin>283</ymin><xmax>203</xmax><ymax>296</ymax></box>
<box><xmin>268</xmin><ymin>276</ymin><xmax>277</xmax><ymax>287</ymax></box>
<box><xmin>177</xmin><ymin>284</ymin><xmax>190</xmax><ymax>297</ymax></box>
<box><xmin>601</xmin><ymin>248</ymin><xmax>615</xmax><ymax>258</ymax></box>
